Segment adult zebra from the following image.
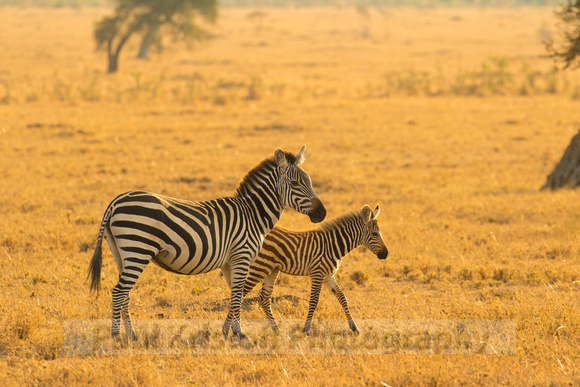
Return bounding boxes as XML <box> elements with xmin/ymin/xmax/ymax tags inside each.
<box><xmin>242</xmin><ymin>205</ymin><xmax>388</xmax><ymax>335</ymax></box>
<box><xmin>88</xmin><ymin>145</ymin><xmax>326</xmax><ymax>340</ymax></box>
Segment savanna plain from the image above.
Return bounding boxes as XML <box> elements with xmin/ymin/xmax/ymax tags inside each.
<box><xmin>1</xmin><ymin>4</ymin><xmax>580</xmax><ymax>385</ymax></box>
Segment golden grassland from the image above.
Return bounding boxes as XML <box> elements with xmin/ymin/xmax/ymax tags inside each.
<box><xmin>1</xmin><ymin>5</ymin><xmax>580</xmax><ymax>385</ymax></box>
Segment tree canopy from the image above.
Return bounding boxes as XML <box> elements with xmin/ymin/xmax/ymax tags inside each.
<box><xmin>95</xmin><ymin>0</ymin><xmax>218</xmax><ymax>73</ymax></box>
<box><xmin>545</xmin><ymin>0</ymin><xmax>580</xmax><ymax>69</ymax></box>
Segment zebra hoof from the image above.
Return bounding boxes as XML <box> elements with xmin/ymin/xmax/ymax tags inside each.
<box><xmin>349</xmin><ymin>322</ymin><xmax>360</xmax><ymax>335</ymax></box>
<box><xmin>222</xmin><ymin>324</ymin><xmax>232</xmax><ymax>340</ymax></box>
<box><xmin>110</xmin><ymin>334</ymin><xmax>125</xmax><ymax>347</ymax></box>
<box><xmin>232</xmin><ymin>331</ymin><xmax>249</xmax><ymax>341</ymax></box>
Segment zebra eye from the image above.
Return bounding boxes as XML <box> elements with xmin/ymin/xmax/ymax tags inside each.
<box><xmin>372</xmin><ymin>232</ymin><xmax>379</xmax><ymax>237</ymax></box>
<box><xmin>290</xmin><ymin>180</ymin><xmax>300</xmax><ymax>187</ymax></box>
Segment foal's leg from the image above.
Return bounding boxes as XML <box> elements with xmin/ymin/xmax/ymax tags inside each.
<box><xmin>325</xmin><ymin>275</ymin><xmax>359</xmax><ymax>334</ymax></box>
<box><xmin>258</xmin><ymin>268</ymin><xmax>281</xmax><ymax>332</ymax></box>
<box><xmin>303</xmin><ymin>271</ymin><xmax>325</xmax><ymax>335</ymax></box>
<box><xmin>243</xmin><ymin>260</ymin><xmax>275</xmax><ymax>298</ymax></box>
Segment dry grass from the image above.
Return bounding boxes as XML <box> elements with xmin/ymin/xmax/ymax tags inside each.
<box><xmin>1</xmin><ymin>5</ymin><xmax>580</xmax><ymax>385</ymax></box>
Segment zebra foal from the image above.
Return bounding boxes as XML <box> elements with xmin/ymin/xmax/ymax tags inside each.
<box><xmin>242</xmin><ymin>204</ymin><xmax>388</xmax><ymax>335</ymax></box>
<box><xmin>88</xmin><ymin>146</ymin><xmax>326</xmax><ymax>340</ymax></box>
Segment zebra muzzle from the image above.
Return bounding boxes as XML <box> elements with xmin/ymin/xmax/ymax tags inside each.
<box><xmin>377</xmin><ymin>249</ymin><xmax>389</xmax><ymax>260</ymax></box>
<box><xmin>308</xmin><ymin>197</ymin><xmax>326</xmax><ymax>223</ymax></box>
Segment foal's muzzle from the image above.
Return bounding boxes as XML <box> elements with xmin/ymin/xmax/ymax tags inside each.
<box><xmin>308</xmin><ymin>197</ymin><xmax>326</xmax><ymax>223</ymax></box>
<box><xmin>377</xmin><ymin>249</ymin><xmax>389</xmax><ymax>260</ymax></box>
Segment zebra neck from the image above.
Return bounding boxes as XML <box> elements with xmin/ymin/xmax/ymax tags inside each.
<box><xmin>235</xmin><ymin>165</ymin><xmax>284</xmax><ymax>235</ymax></box>
<box><xmin>241</xmin><ymin>191</ymin><xmax>284</xmax><ymax>235</ymax></box>
<box><xmin>326</xmin><ymin>220</ymin><xmax>363</xmax><ymax>259</ymax></box>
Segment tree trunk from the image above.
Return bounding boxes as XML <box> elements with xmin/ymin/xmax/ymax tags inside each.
<box><xmin>107</xmin><ymin>52</ymin><xmax>119</xmax><ymax>73</ymax></box>
<box><xmin>136</xmin><ymin>38</ymin><xmax>150</xmax><ymax>60</ymax></box>
<box><xmin>136</xmin><ymin>24</ymin><xmax>159</xmax><ymax>60</ymax></box>
<box><xmin>106</xmin><ymin>32</ymin><xmax>132</xmax><ymax>74</ymax></box>
<box><xmin>541</xmin><ymin>129</ymin><xmax>580</xmax><ymax>191</ymax></box>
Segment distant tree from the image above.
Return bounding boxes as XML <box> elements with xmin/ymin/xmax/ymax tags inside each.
<box><xmin>541</xmin><ymin>129</ymin><xmax>580</xmax><ymax>191</ymax></box>
<box><xmin>541</xmin><ymin>1</ymin><xmax>580</xmax><ymax>191</ymax></box>
<box><xmin>95</xmin><ymin>0</ymin><xmax>218</xmax><ymax>73</ymax></box>
<box><xmin>135</xmin><ymin>0</ymin><xmax>218</xmax><ymax>60</ymax></box>
<box><xmin>544</xmin><ymin>0</ymin><xmax>580</xmax><ymax>69</ymax></box>
<box><xmin>94</xmin><ymin>6</ymin><xmax>139</xmax><ymax>74</ymax></box>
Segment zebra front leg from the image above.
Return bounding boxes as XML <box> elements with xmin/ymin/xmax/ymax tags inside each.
<box><xmin>325</xmin><ymin>276</ymin><xmax>358</xmax><ymax>334</ymax></box>
<box><xmin>258</xmin><ymin>268</ymin><xmax>280</xmax><ymax>333</ymax></box>
<box><xmin>222</xmin><ymin>281</ymin><xmax>247</xmax><ymax>340</ymax></box>
<box><xmin>303</xmin><ymin>272</ymin><xmax>324</xmax><ymax>336</ymax></box>
<box><xmin>222</xmin><ymin>255</ymin><xmax>251</xmax><ymax>340</ymax></box>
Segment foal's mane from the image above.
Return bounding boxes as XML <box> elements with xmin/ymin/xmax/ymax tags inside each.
<box><xmin>318</xmin><ymin>208</ymin><xmax>363</xmax><ymax>233</ymax></box>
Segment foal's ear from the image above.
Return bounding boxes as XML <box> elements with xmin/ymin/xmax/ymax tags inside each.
<box><xmin>372</xmin><ymin>204</ymin><xmax>381</xmax><ymax>219</ymax></box>
<box><xmin>361</xmin><ymin>205</ymin><xmax>372</xmax><ymax>223</ymax></box>
<box><xmin>295</xmin><ymin>144</ymin><xmax>307</xmax><ymax>166</ymax></box>
<box><xmin>275</xmin><ymin>148</ymin><xmax>289</xmax><ymax>173</ymax></box>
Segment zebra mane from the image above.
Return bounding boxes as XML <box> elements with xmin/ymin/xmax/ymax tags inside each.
<box><xmin>233</xmin><ymin>151</ymin><xmax>297</xmax><ymax>197</ymax></box>
<box><xmin>317</xmin><ymin>208</ymin><xmax>363</xmax><ymax>233</ymax></box>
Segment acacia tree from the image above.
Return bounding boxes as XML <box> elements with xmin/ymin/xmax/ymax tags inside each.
<box><xmin>94</xmin><ymin>4</ymin><xmax>141</xmax><ymax>74</ymax></box>
<box><xmin>135</xmin><ymin>0</ymin><xmax>217</xmax><ymax>60</ymax></box>
<box><xmin>95</xmin><ymin>0</ymin><xmax>217</xmax><ymax>73</ymax></box>
<box><xmin>545</xmin><ymin>0</ymin><xmax>580</xmax><ymax>69</ymax></box>
<box><xmin>541</xmin><ymin>0</ymin><xmax>580</xmax><ymax>190</ymax></box>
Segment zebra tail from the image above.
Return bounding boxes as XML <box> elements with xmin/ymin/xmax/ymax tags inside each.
<box><xmin>88</xmin><ymin>238</ymin><xmax>103</xmax><ymax>295</ymax></box>
<box><xmin>87</xmin><ymin>207</ymin><xmax>112</xmax><ymax>296</ymax></box>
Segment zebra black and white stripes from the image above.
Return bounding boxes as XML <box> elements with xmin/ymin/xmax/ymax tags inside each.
<box><xmin>242</xmin><ymin>204</ymin><xmax>388</xmax><ymax>335</ymax></box>
<box><xmin>88</xmin><ymin>146</ymin><xmax>326</xmax><ymax>339</ymax></box>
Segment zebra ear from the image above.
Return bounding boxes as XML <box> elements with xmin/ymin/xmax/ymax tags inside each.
<box><xmin>295</xmin><ymin>145</ymin><xmax>307</xmax><ymax>166</ymax></box>
<box><xmin>361</xmin><ymin>205</ymin><xmax>372</xmax><ymax>223</ymax></box>
<box><xmin>275</xmin><ymin>148</ymin><xmax>289</xmax><ymax>173</ymax></box>
<box><xmin>372</xmin><ymin>204</ymin><xmax>380</xmax><ymax>219</ymax></box>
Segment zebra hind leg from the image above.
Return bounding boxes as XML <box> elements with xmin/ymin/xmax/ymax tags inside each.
<box><xmin>325</xmin><ymin>276</ymin><xmax>359</xmax><ymax>335</ymax></box>
<box><xmin>111</xmin><ymin>282</ymin><xmax>127</xmax><ymax>339</ymax></box>
<box><xmin>121</xmin><ymin>294</ymin><xmax>137</xmax><ymax>340</ymax></box>
<box><xmin>258</xmin><ymin>268</ymin><xmax>280</xmax><ymax>333</ymax></box>
<box><xmin>112</xmin><ymin>278</ymin><xmax>142</xmax><ymax>341</ymax></box>
<box><xmin>104</xmin><ymin>229</ymin><xmax>138</xmax><ymax>340</ymax></box>
<box><xmin>110</xmin><ymin>257</ymin><xmax>151</xmax><ymax>339</ymax></box>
